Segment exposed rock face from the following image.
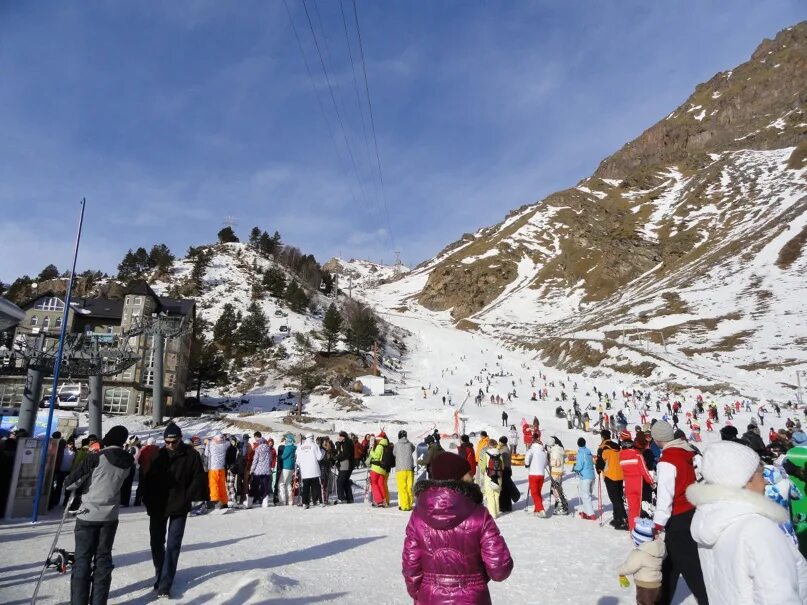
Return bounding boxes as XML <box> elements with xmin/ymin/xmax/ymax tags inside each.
<box><xmin>402</xmin><ymin>23</ymin><xmax>807</xmax><ymax>393</ymax></box>
<box><xmin>417</xmin><ymin>22</ymin><xmax>807</xmax><ymax>322</ymax></box>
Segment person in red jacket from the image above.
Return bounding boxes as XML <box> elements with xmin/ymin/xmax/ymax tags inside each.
<box><xmin>651</xmin><ymin>421</ymin><xmax>708</xmax><ymax>605</ymax></box>
<box><xmin>618</xmin><ymin>431</ymin><xmax>654</xmax><ymax>531</ymax></box>
<box><xmin>457</xmin><ymin>434</ymin><xmax>477</xmax><ymax>477</ymax></box>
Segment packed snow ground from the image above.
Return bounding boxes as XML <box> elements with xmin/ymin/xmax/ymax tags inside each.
<box><xmin>3</xmin><ymin>274</ymin><xmax>801</xmax><ymax>603</ymax></box>
<box><xmin>2</xmin><ymin>464</ymin><xmax>701</xmax><ymax>605</ymax></box>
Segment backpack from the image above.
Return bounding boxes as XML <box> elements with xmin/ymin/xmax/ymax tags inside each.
<box><xmin>380</xmin><ymin>443</ymin><xmax>395</xmax><ymax>472</ymax></box>
<box><xmin>487</xmin><ymin>453</ymin><xmax>502</xmax><ymax>482</ymax></box>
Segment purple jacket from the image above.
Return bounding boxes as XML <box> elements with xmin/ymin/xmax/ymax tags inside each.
<box><xmin>402</xmin><ymin>479</ymin><xmax>513</xmax><ymax>604</ymax></box>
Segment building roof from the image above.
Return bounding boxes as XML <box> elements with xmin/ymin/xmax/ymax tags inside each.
<box><xmin>18</xmin><ymin>290</ymin><xmax>62</xmax><ymax>309</ymax></box>
<box><xmin>159</xmin><ymin>297</ymin><xmax>195</xmax><ymax>317</ymax></box>
<box><xmin>124</xmin><ymin>280</ymin><xmax>163</xmax><ymax>311</ymax></box>
<box><xmin>72</xmin><ymin>298</ymin><xmax>124</xmax><ymax>319</ymax></box>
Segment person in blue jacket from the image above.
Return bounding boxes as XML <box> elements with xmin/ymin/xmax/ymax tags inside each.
<box><xmin>573</xmin><ymin>437</ymin><xmax>597</xmax><ymax>520</ymax></box>
<box><xmin>278</xmin><ymin>435</ymin><xmax>297</xmax><ymax>505</ymax></box>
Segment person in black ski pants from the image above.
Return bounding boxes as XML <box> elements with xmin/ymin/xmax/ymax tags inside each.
<box><xmin>66</xmin><ymin>426</ymin><xmax>134</xmax><ymax>605</ymax></box>
<box><xmin>142</xmin><ymin>423</ymin><xmax>207</xmax><ymax>599</ymax></box>
<box><xmin>335</xmin><ymin>432</ymin><xmax>354</xmax><ymax>503</ymax></box>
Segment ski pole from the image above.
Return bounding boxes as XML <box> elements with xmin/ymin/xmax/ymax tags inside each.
<box><xmin>598</xmin><ymin>474</ymin><xmax>604</xmax><ymax>526</ymax></box>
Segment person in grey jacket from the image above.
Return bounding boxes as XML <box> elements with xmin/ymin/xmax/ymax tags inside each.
<box><xmin>394</xmin><ymin>431</ymin><xmax>416</xmax><ymax>511</ymax></box>
<box><xmin>65</xmin><ymin>425</ymin><xmax>134</xmax><ymax>605</ymax></box>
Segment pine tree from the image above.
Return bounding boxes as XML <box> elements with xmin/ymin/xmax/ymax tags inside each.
<box><xmin>148</xmin><ymin>244</ymin><xmax>175</xmax><ymax>272</ymax></box>
<box><xmin>263</xmin><ymin>267</ymin><xmax>286</xmax><ymax>298</ymax></box>
<box><xmin>285</xmin><ymin>280</ymin><xmax>309</xmax><ymax>313</ymax></box>
<box><xmin>217</xmin><ymin>226</ymin><xmax>239</xmax><ymax>243</ymax></box>
<box><xmin>285</xmin><ymin>332</ymin><xmax>322</xmax><ymax>416</ymax></box>
<box><xmin>117</xmin><ymin>250</ymin><xmax>139</xmax><ymax>280</ymax></box>
<box><xmin>236</xmin><ymin>301</ymin><xmax>269</xmax><ymax>355</ymax></box>
<box><xmin>321</xmin><ymin>303</ymin><xmax>343</xmax><ymax>354</ymax></box>
<box><xmin>213</xmin><ymin>303</ymin><xmax>239</xmax><ymax>354</ymax></box>
<box><xmin>133</xmin><ymin>247</ymin><xmax>151</xmax><ymax>274</ymax></box>
<box><xmin>188</xmin><ymin>320</ymin><xmax>229</xmax><ymax>399</ymax></box>
<box><xmin>248</xmin><ymin>226</ymin><xmax>261</xmax><ymax>248</ymax></box>
<box><xmin>37</xmin><ymin>264</ymin><xmax>60</xmax><ymax>281</ymax></box>
<box><xmin>343</xmin><ymin>304</ymin><xmax>379</xmax><ymax>356</ymax></box>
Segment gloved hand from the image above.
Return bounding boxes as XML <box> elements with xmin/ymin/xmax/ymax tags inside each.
<box><xmin>619</xmin><ymin>575</ymin><xmax>630</xmax><ymax>589</ymax></box>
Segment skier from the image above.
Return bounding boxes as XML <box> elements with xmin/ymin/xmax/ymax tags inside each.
<box><xmin>248</xmin><ymin>437</ymin><xmax>273</xmax><ymax>508</ymax></box>
<box><xmin>278</xmin><ymin>435</ymin><xmax>297</xmax><ymax>505</ymax></box>
<box><xmin>297</xmin><ymin>434</ymin><xmax>324</xmax><ymax>509</ymax></box>
<box><xmin>142</xmin><ymin>422</ymin><xmax>207</xmax><ymax>599</ymax></box>
<box><xmin>573</xmin><ymin>437</ymin><xmax>596</xmax><ymax>520</ymax></box>
<box><xmin>481</xmin><ymin>444</ymin><xmax>504</xmax><ymax>518</ymax></box>
<box><xmin>394</xmin><ymin>430</ymin><xmax>416</xmax><ymax>511</ymax></box>
<box><xmin>368</xmin><ymin>431</ymin><xmax>392</xmax><ymax>507</ymax></box>
<box><xmin>65</xmin><ymin>425</ymin><xmax>134</xmax><ymax>605</ymax></box>
<box><xmin>547</xmin><ymin>436</ymin><xmax>568</xmax><ymax>515</ymax></box>
<box><xmin>457</xmin><ymin>434</ymin><xmax>477</xmax><ymax>478</ymax></box>
<box><xmin>525</xmin><ymin>432</ymin><xmax>548</xmax><ymax>517</ymax></box>
<box><xmin>650</xmin><ymin>421</ymin><xmax>708</xmax><ymax>605</ymax></box>
<box><xmin>596</xmin><ymin>430</ymin><xmax>627</xmax><ymax>530</ymax></box>
<box><xmin>335</xmin><ymin>431</ymin><xmax>355</xmax><ymax>503</ymax></box>
<box><xmin>619</xmin><ymin>431</ymin><xmax>654</xmax><ymax>531</ymax></box>
<box><xmin>402</xmin><ymin>452</ymin><xmax>513</xmax><ymax>603</ymax></box>
<box><xmin>418</xmin><ymin>435</ymin><xmax>443</xmax><ymax>479</ymax></box>
<box><xmin>501</xmin><ymin>410</ymin><xmax>508</xmax><ymax>427</ymax></box>
<box><xmin>508</xmin><ymin>425</ymin><xmax>519</xmax><ymax>455</ymax></box>
<box><xmin>205</xmin><ymin>434</ymin><xmax>229</xmax><ymax>510</ymax></box>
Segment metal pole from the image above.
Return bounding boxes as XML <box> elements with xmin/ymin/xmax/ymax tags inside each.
<box><xmin>152</xmin><ymin>329</ymin><xmax>165</xmax><ymax>425</ymax></box>
<box><xmin>18</xmin><ymin>333</ymin><xmax>45</xmax><ymax>435</ymax></box>
<box><xmin>32</xmin><ymin>198</ymin><xmax>85</xmax><ymax>523</ymax></box>
<box><xmin>88</xmin><ymin>373</ymin><xmax>103</xmax><ymax>438</ymax></box>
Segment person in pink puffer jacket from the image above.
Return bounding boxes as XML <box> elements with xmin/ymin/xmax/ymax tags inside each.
<box><xmin>402</xmin><ymin>451</ymin><xmax>513</xmax><ymax>604</ymax></box>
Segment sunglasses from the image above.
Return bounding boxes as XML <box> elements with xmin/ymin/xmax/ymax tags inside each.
<box><xmin>164</xmin><ymin>438</ymin><xmax>179</xmax><ymax>445</ymax></box>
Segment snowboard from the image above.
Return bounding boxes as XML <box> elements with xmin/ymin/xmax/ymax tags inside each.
<box><xmin>784</xmin><ymin>446</ymin><xmax>807</xmax><ymax>558</ymax></box>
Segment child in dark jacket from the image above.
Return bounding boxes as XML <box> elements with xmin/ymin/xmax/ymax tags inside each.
<box><xmin>402</xmin><ymin>452</ymin><xmax>513</xmax><ymax>604</ymax></box>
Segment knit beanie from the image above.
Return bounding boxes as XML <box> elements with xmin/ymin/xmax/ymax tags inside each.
<box><xmin>650</xmin><ymin>421</ymin><xmax>674</xmax><ymax>444</ymax></box>
<box><xmin>631</xmin><ymin>518</ymin><xmax>655</xmax><ymax>546</ymax></box>
<box><xmin>792</xmin><ymin>430</ymin><xmax>807</xmax><ymax>446</ymax></box>
<box><xmin>102</xmin><ymin>425</ymin><xmax>128</xmax><ymax>448</ymax></box>
<box><xmin>701</xmin><ymin>441</ymin><xmax>760</xmax><ymax>489</ymax></box>
<box><xmin>163</xmin><ymin>422</ymin><xmax>182</xmax><ymax>440</ymax></box>
<box><xmin>719</xmin><ymin>425</ymin><xmax>739</xmax><ymax>441</ymax></box>
<box><xmin>430</xmin><ymin>452</ymin><xmax>471</xmax><ymax>481</ymax></box>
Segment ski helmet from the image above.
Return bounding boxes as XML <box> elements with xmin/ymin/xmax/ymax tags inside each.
<box><xmin>398</xmin><ymin>430</ymin><xmax>407</xmax><ymax>439</ymax></box>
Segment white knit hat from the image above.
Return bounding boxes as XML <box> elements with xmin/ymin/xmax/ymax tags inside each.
<box><xmin>701</xmin><ymin>441</ymin><xmax>760</xmax><ymax>489</ymax></box>
<box><xmin>631</xmin><ymin>518</ymin><xmax>655</xmax><ymax>546</ymax></box>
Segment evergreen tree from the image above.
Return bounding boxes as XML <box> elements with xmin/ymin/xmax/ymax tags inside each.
<box><xmin>217</xmin><ymin>226</ymin><xmax>239</xmax><ymax>243</ymax></box>
<box><xmin>148</xmin><ymin>244</ymin><xmax>175</xmax><ymax>272</ymax></box>
<box><xmin>133</xmin><ymin>247</ymin><xmax>151</xmax><ymax>274</ymax></box>
<box><xmin>188</xmin><ymin>319</ymin><xmax>229</xmax><ymax>399</ymax></box>
<box><xmin>248</xmin><ymin>226</ymin><xmax>261</xmax><ymax>248</ymax></box>
<box><xmin>284</xmin><ymin>280</ymin><xmax>309</xmax><ymax>313</ymax></box>
<box><xmin>257</xmin><ymin>231</ymin><xmax>273</xmax><ymax>256</ymax></box>
<box><xmin>285</xmin><ymin>332</ymin><xmax>322</xmax><ymax>417</ymax></box>
<box><xmin>190</xmin><ymin>250</ymin><xmax>212</xmax><ymax>294</ymax></box>
<box><xmin>236</xmin><ymin>301</ymin><xmax>269</xmax><ymax>354</ymax></box>
<box><xmin>117</xmin><ymin>250</ymin><xmax>139</xmax><ymax>280</ymax></box>
<box><xmin>343</xmin><ymin>304</ymin><xmax>379</xmax><ymax>356</ymax></box>
<box><xmin>263</xmin><ymin>267</ymin><xmax>286</xmax><ymax>298</ymax></box>
<box><xmin>321</xmin><ymin>303</ymin><xmax>343</xmax><ymax>354</ymax></box>
<box><xmin>37</xmin><ymin>264</ymin><xmax>60</xmax><ymax>281</ymax></box>
<box><xmin>5</xmin><ymin>276</ymin><xmax>32</xmax><ymax>303</ymax></box>
<box><xmin>213</xmin><ymin>303</ymin><xmax>239</xmax><ymax>354</ymax></box>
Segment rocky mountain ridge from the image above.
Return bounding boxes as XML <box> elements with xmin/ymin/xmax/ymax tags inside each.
<box><xmin>368</xmin><ymin>22</ymin><xmax>807</xmax><ymax>400</ymax></box>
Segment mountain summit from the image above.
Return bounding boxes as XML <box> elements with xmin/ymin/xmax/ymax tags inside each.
<box><xmin>375</xmin><ymin>22</ymin><xmax>807</xmax><ymax>398</ymax></box>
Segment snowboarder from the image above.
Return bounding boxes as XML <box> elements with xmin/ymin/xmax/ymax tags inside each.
<box><xmin>66</xmin><ymin>425</ymin><xmax>134</xmax><ymax>605</ymax></box>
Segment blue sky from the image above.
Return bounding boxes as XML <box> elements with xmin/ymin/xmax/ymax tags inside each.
<box><xmin>0</xmin><ymin>1</ymin><xmax>803</xmax><ymax>282</ymax></box>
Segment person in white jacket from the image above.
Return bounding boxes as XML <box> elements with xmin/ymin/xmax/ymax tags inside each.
<box><xmin>205</xmin><ymin>434</ymin><xmax>230</xmax><ymax>509</ymax></box>
<box><xmin>507</xmin><ymin>425</ymin><xmax>519</xmax><ymax>454</ymax></box>
<box><xmin>547</xmin><ymin>436</ymin><xmax>569</xmax><ymax>515</ymax></box>
<box><xmin>687</xmin><ymin>441</ymin><xmax>807</xmax><ymax>605</ymax></box>
<box><xmin>297</xmin><ymin>434</ymin><xmax>324</xmax><ymax>509</ymax></box>
<box><xmin>524</xmin><ymin>433</ymin><xmax>548</xmax><ymax>517</ymax></box>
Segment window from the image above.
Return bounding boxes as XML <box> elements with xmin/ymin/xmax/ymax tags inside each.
<box><xmin>43</xmin><ymin>317</ymin><xmax>50</xmax><ymax>330</ymax></box>
<box><xmin>103</xmin><ymin>388</ymin><xmax>130</xmax><ymax>414</ymax></box>
<box><xmin>55</xmin><ymin>317</ymin><xmax>62</xmax><ymax>328</ymax></box>
<box><xmin>0</xmin><ymin>383</ymin><xmax>24</xmax><ymax>406</ymax></box>
<box><xmin>143</xmin><ymin>348</ymin><xmax>155</xmax><ymax>386</ymax></box>
<box><xmin>34</xmin><ymin>297</ymin><xmax>64</xmax><ymax>311</ymax></box>
<box><xmin>106</xmin><ymin>326</ymin><xmax>114</xmax><ymax>334</ymax></box>
<box><xmin>133</xmin><ymin>296</ymin><xmax>143</xmax><ymax>306</ymax></box>
<box><xmin>30</xmin><ymin>316</ymin><xmax>38</xmax><ymax>326</ymax></box>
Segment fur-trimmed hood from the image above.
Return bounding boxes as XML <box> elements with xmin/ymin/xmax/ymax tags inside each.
<box><xmin>414</xmin><ymin>479</ymin><xmax>484</xmax><ymax>530</ymax></box>
<box><xmin>688</xmin><ymin>482</ymin><xmax>789</xmax><ymax>547</ymax></box>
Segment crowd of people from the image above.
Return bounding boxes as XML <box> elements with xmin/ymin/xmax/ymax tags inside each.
<box><xmin>4</xmin><ymin>373</ymin><xmax>807</xmax><ymax>604</ymax></box>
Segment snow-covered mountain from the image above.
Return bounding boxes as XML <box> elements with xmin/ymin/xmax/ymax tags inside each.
<box><xmin>364</xmin><ymin>22</ymin><xmax>807</xmax><ymax>401</ymax></box>
<box><xmin>322</xmin><ymin>257</ymin><xmax>409</xmax><ymax>293</ymax></box>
